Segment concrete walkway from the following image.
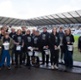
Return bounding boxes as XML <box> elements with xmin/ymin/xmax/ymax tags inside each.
<box><xmin>0</xmin><ymin>66</ymin><xmax>81</xmax><ymax>80</ymax></box>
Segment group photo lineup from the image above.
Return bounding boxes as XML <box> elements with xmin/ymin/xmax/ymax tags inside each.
<box><xmin>0</xmin><ymin>0</ymin><xmax>81</xmax><ymax>80</ymax></box>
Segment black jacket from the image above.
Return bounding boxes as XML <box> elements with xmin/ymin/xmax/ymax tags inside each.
<box><xmin>9</xmin><ymin>32</ymin><xmax>16</xmax><ymax>40</ymax></box>
<box><xmin>63</xmin><ymin>34</ymin><xmax>74</xmax><ymax>52</ymax></box>
<box><xmin>23</xmin><ymin>34</ymin><xmax>33</xmax><ymax>48</ymax></box>
<box><xmin>78</xmin><ymin>36</ymin><xmax>81</xmax><ymax>49</ymax></box>
<box><xmin>49</xmin><ymin>33</ymin><xmax>60</xmax><ymax>49</ymax></box>
<box><xmin>14</xmin><ymin>34</ymin><xmax>23</xmax><ymax>47</ymax></box>
<box><xmin>40</xmin><ymin>32</ymin><xmax>50</xmax><ymax>47</ymax></box>
<box><xmin>33</xmin><ymin>35</ymin><xmax>41</xmax><ymax>50</ymax></box>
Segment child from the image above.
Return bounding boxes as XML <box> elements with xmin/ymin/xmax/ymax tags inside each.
<box><xmin>0</xmin><ymin>33</ymin><xmax>13</xmax><ymax>70</ymax></box>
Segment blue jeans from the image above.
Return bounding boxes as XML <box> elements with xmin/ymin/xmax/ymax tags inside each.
<box><xmin>64</xmin><ymin>49</ymin><xmax>73</xmax><ymax>68</ymax></box>
<box><xmin>0</xmin><ymin>50</ymin><xmax>10</xmax><ymax>67</ymax></box>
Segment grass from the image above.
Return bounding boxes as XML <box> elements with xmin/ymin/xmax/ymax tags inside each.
<box><xmin>39</xmin><ymin>35</ymin><xmax>81</xmax><ymax>62</ymax></box>
<box><xmin>72</xmin><ymin>35</ymin><xmax>81</xmax><ymax>62</ymax></box>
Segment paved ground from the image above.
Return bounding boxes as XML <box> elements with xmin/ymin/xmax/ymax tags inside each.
<box><xmin>0</xmin><ymin>66</ymin><xmax>81</xmax><ymax>80</ymax></box>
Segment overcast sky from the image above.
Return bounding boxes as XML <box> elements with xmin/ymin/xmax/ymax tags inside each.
<box><xmin>0</xmin><ymin>0</ymin><xmax>81</xmax><ymax>19</ymax></box>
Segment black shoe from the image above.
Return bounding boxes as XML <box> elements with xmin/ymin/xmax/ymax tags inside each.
<box><xmin>15</xmin><ymin>65</ymin><xmax>18</xmax><ymax>68</ymax></box>
<box><xmin>46</xmin><ymin>64</ymin><xmax>48</xmax><ymax>67</ymax></box>
<box><xmin>12</xmin><ymin>61</ymin><xmax>15</xmax><ymax>65</ymax></box>
<box><xmin>25</xmin><ymin>64</ymin><xmax>28</xmax><ymax>66</ymax></box>
<box><xmin>35</xmin><ymin>64</ymin><xmax>40</xmax><ymax>68</ymax></box>
<box><xmin>28</xmin><ymin>66</ymin><xmax>31</xmax><ymax>69</ymax></box>
<box><xmin>22</xmin><ymin>61</ymin><xmax>25</xmax><ymax>65</ymax></box>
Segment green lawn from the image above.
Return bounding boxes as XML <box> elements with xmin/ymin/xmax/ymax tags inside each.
<box><xmin>72</xmin><ymin>35</ymin><xmax>81</xmax><ymax>62</ymax></box>
<box><xmin>39</xmin><ymin>35</ymin><xmax>81</xmax><ymax>62</ymax></box>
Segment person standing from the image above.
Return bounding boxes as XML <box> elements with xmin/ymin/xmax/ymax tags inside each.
<box><xmin>50</xmin><ymin>27</ymin><xmax>60</xmax><ymax>69</ymax></box>
<box><xmin>63</xmin><ymin>28</ymin><xmax>74</xmax><ymax>70</ymax></box>
<box><xmin>0</xmin><ymin>27</ymin><xmax>5</xmax><ymax>61</ymax></box>
<box><xmin>31</xmin><ymin>29</ymin><xmax>36</xmax><ymax>65</ymax></box>
<box><xmin>14</xmin><ymin>29</ymin><xmax>24</xmax><ymax>68</ymax></box>
<box><xmin>31</xmin><ymin>29</ymin><xmax>36</xmax><ymax>39</ymax></box>
<box><xmin>0</xmin><ymin>33</ymin><xmax>13</xmax><ymax>70</ymax></box>
<box><xmin>58</xmin><ymin>27</ymin><xmax>64</xmax><ymax>63</ymax></box>
<box><xmin>33</xmin><ymin>31</ymin><xmax>41</xmax><ymax>67</ymax></box>
<box><xmin>23</xmin><ymin>30</ymin><xmax>33</xmax><ymax>69</ymax></box>
<box><xmin>21</xmin><ymin>26</ymin><xmax>26</xmax><ymax>64</ymax></box>
<box><xmin>78</xmin><ymin>35</ymin><xmax>81</xmax><ymax>52</ymax></box>
<box><xmin>40</xmin><ymin>27</ymin><xmax>50</xmax><ymax>66</ymax></box>
<box><xmin>21</xmin><ymin>26</ymin><xmax>26</xmax><ymax>36</ymax></box>
<box><xmin>9</xmin><ymin>28</ymin><xmax>16</xmax><ymax>65</ymax></box>
<box><xmin>0</xmin><ymin>27</ymin><xmax>5</xmax><ymax>39</ymax></box>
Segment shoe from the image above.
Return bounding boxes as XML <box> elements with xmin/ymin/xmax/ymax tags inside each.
<box><xmin>64</xmin><ymin>69</ymin><xmax>68</xmax><ymax>72</ymax></box>
<box><xmin>15</xmin><ymin>65</ymin><xmax>18</xmax><ymax>68</ymax></box>
<box><xmin>7</xmin><ymin>66</ymin><xmax>11</xmax><ymax>70</ymax></box>
<box><xmin>46</xmin><ymin>64</ymin><xmax>48</xmax><ymax>67</ymax></box>
<box><xmin>25</xmin><ymin>64</ymin><xmax>29</xmax><ymax>66</ymax></box>
<box><xmin>54</xmin><ymin>65</ymin><xmax>58</xmax><ymax>69</ymax></box>
<box><xmin>28</xmin><ymin>66</ymin><xmax>31</xmax><ymax>69</ymax></box>
<box><xmin>41</xmin><ymin>63</ymin><xmax>44</xmax><ymax>65</ymax></box>
<box><xmin>51</xmin><ymin>65</ymin><xmax>54</xmax><ymax>69</ymax></box>
<box><xmin>22</xmin><ymin>61</ymin><xmax>25</xmax><ymax>65</ymax></box>
<box><xmin>35</xmin><ymin>64</ymin><xmax>40</xmax><ymax>68</ymax></box>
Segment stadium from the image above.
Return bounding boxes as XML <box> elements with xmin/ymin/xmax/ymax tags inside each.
<box><xmin>0</xmin><ymin>0</ymin><xmax>81</xmax><ymax>80</ymax></box>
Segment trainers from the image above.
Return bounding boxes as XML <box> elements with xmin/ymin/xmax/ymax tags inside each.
<box><xmin>51</xmin><ymin>65</ymin><xmax>54</xmax><ymax>69</ymax></box>
<box><xmin>7</xmin><ymin>66</ymin><xmax>11</xmax><ymax>70</ymax></box>
<box><xmin>54</xmin><ymin>65</ymin><xmax>58</xmax><ymax>69</ymax></box>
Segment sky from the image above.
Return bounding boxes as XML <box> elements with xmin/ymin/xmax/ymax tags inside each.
<box><xmin>0</xmin><ymin>0</ymin><xmax>81</xmax><ymax>19</ymax></box>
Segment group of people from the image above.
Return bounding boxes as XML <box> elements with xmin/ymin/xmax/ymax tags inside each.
<box><xmin>0</xmin><ymin>26</ymin><xmax>80</xmax><ymax>71</ymax></box>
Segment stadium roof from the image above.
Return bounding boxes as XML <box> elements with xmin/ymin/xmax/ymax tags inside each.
<box><xmin>0</xmin><ymin>10</ymin><xmax>81</xmax><ymax>26</ymax></box>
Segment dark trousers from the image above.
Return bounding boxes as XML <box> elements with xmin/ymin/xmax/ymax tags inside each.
<box><xmin>33</xmin><ymin>56</ymin><xmax>39</xmax><ymax>67</ymax></box>
<box><xmin>26</xmin><ymin>52</ymin><xmax>31</xmax><ymax>67</ymax></box>
<box><xmin>42</xmin><ymin>50</ymin><xmax>49</xmax><ymax>65</ymax></box>
<box><xmin>36</xmin><ymin>57</ymin><xmax>39</xmax><ymax>64</ymax></box>
<box><xmin>22</xmin><ymin>47</ymin><xmax>26</xmax><ymax>62</ymax></box>
<box><xmin>0</xmin><ymin>55</ymin><xmax>1</xmax><ymax>62</ymax></box>
<box><xmin>50</xmin><ymin>49</ymin><xmax>59</xmax><ymax>66</ymax></box>
<box><xmin>22</xmin><ymin>52</ymin><xmax>26</xmax><ymax>62</ymax></box>
<box><xmin>34</xmin><ymin>51</ymin><xmax>40</xmax><ymax>66</ymax></box>
<box><xmin>60</xmin><ymin>46</ymin><xmax>64</xmax><ymax>60</ymax></box>
<box><xmin>64</xmin><ymin>49</ymin><xmax>73</xmax><ymax>68</ymax></box>
<box><xmin>15</xmin><ymin>51</ymin><xmax>22</xmax><ymax>65</ymax></box>
<box><xmin>11</xmin><ymin>49</ymin><xmax>15</xmax><ymax>64</ymax></box>
<box><xmin>0</xmin><ymin>50</ymin><xmax>3</xmax><ymax>62</ymax></box>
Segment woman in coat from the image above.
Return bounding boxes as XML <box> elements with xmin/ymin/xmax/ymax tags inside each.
<box><xmin>63</xmin><ymin>28</ymin><xmax>74</xmax><ymax>70</ymax></box>
<box><xmin>50</xmin><ymin>27</ymin><xmax>60</xmax><ymax>69</ymax></box>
